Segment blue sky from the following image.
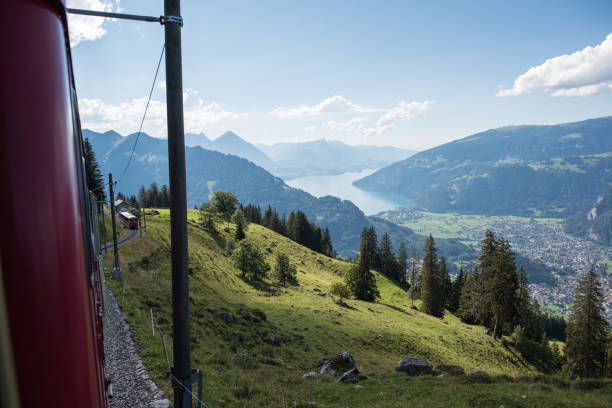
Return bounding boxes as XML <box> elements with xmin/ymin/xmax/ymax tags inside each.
<box><xmin>69</xmin><ymin>0</ymin><xmax>612</xmax><ymax>150</ymax></box>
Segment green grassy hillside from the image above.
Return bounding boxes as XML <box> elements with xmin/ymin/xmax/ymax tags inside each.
<box><xmin>104</xmin><ymin>210</ymin><xmax>611</xmax><ymax>407</ymax></box>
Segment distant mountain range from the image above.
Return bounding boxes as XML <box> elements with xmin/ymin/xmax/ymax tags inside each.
<box><xmin>257</xmin><ymin>139</ymin><xmax>416</xmax><ymax>179</ymax></box>
<box><xmin>84</xmin><ymin>129</ymin><xmax>470</xmax><ymax>263</ymax></box>
<box><xmin>185</xmin><ymin>131</ymin><xmax>276</xmax><ymax>169</ymax></box>
<box><xmin>354</xmin><ymin>116</ymin><xmax>612</xmax><ymax>218</ymax></box>
<box><xmin>183</xmin><ymin>130</ymin><xmax>415</xmax><ymax>179</ymax></box>
<box><xmin>565</xmin><ymin>186</ymin><xmax>612</xmax><ymax>246</ymax></box>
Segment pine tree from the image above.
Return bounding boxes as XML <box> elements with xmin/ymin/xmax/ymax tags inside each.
<box><xmin>83</xmin><ymin>138</ymin><xmax>105</xmax><ymax>202</ymax></box>
<box><xmin>273</xmin><ymin>253</ymin><xmax>298</xmax><ymax>286</ymax></box>
<box><xmin>439</xmin><ymin>256</ymin><xmax>451</xmax><ymax>310</ymax></box>
<box><xmin>379</xmin><ymin>233</ymin><xmax>399</xmax><ymax>281</ymax></box>
<box><xmin>149</xmin><ymin>182</ymin><xmax>160</xmax><ymax>207</ymax></box>
<box><xmin>448</xmin><ymin>267</ymin><xmax>464</xmax><ymax>313</ymax></box>
<box><xmin>421</xmin><ymin>235</ymin><xmax>444</xmax><ymax>317</ymax></box>
<box><xmin>397</xmin><ymin>242</ymin><xmax>408</xmax><ymax>286</ymax></box>
<box><xmin>407</xmin><ymin>246</ymin><xmax>420</xmax><ymax>306</ymax></box>
<box><xmin>321</xmin><ymin>228</ymin><xmax>334</xmax><ymax>257</ymax></box>
<box><xmin>160</xmin><ymin>184</ymin><xmax>170</xmax><ymax>207</ymax></box>
<box><xmin>138</xmin><ymin>185</ymin><xmax>147</xmax><ymax>208</ymax></box>
<box><xmin>564</xmin><ymin>269</ymin><xmax>610</xmax><ymax>378</ymax></box>
<box><xmin>232</xmin><ymin>208</ymin><xmax>247</xmax><ymax>240</ymax></box>
<box><xmin>365</xmin><ymin>226</ymin><xmax>379</xmax><ymax>270</ymax></box>
<box><xmin>345</xmin><ymin>228</ymin><xmax>379</xmax><ymax>301</ymax></box>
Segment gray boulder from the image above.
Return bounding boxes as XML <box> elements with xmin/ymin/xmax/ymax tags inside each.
<box><xmin>469</xmin><ymin>369</ymin><xmax>487</xmax><ymax>375</ymax></box>
<box><xmin>316</xmin><ymin>351</ymin><xmax>355</xmax><ymax>372</ymax></box>
<box><xmin>395</xmin><ymin>357</ymin><xmax>433</xmax><ymax>376</ymax></box>
<box><xmin>265</xmin><ymin>333</ymin><xmax>282</xmax><ymax>345</ymax></box>
<box><xmin>302</xmin><ymin>371</ymin><xmax>318</xmax><ymax>379</ymax></box>
<box><xmin>218</xmin><ymin>312</ymin><xmax>234</xmax><ymax>323</ymax></box>
<box><xmin>339</xmin><ymin>367</ymin><xmax>360</xmax><ymax>382</ymax></box>
<box><xmin>319</xmin><ymin>364</ymin><xmax>336</xmax><ymax>377</ymax></box>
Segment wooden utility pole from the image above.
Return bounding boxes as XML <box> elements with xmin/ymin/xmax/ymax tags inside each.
<box><xmin>164</xmin><ymin>1</ymin><xmax>192</xmax><ymax>406</ymax></box>
<box><xmin>109</xmin><ymin>173</ymin><xmax>122</xmax><ymax>278</ymax></box>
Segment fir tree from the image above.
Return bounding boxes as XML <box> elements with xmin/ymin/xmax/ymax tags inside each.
<box><xmin>138</xmin><ymin>185</ymin><xmax>147</xmax><ymax>207</ymax></box>
<box><xmin>379</xmin><ymin>233</ymin><xmax>399</xmax><ymax>281</ymax></box>
<box><xmin>421</xmin><ymin>235</ymin><xmax>445</xmax><ymax>317</ymax></box>
<box><xmin>439</xmin><ymin>256</ymin><xmax>452</xmax><ymax>310</ymax></box>
<box><xmin>407</xmin><ymin>246</ymin><xmax>420</xmax><ymax>306</ymax></box>
<box><xmin>448</xmin><ymin>267</ymin><xmax>465</xmax><ymax>313</ymax></box>
<box><xmin>365</xmin><ymin>226</ymin><xmax>379</xmax><ymax>270</ymax></box>
<box><xmin>273</xmin><ymin>253</ymin><xmax>298</xmax><ymax>286</ymax></box>
<box><xmin>232</xmin><ymin>208</ymin><xmax>247</xmax><ymax>240</ymax></box>
<box><xmin>564</xmin><ymin>269</ymin><xmax>610</xmax><ymax>378</ymax></box>
<box><xmin>397</xmin><ymin>242</ymin><xmax>408</xmax><ymax>286</ymax></box>
<box><xmin>83</xmin><ymin>138</ymin><xmax>105</xmax><ymax>202</ymax></box>
<box><xmin>345</xmin><ymin>228</ymin><xmax>379</xmax><ymax>301</ymax></box>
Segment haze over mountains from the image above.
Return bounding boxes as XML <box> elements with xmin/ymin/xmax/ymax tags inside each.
<box><xmin>354</xmin><ymin>116</ymin><xmax>612</xmax><ymax>218</ymax></box>
<box><xmin>185</xmin><ymin>131</ymin><xmax>415</xmax><ymax>179</ymax></box>
<box><xmin>257</xmin><ymin>139</ymin><xmax>416</xmax><ymax>179</ymax></box>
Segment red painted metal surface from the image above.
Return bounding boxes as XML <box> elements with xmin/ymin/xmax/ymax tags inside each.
<box><xmin>0</xmin><ymin>1</ymin><xmax>109</xmax><ymax>407</ymax></box>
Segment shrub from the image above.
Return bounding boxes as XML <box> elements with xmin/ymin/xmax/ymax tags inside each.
<box><xmin>234</xmin><ymin>349</ymin><xmax>256</xmax><ymax>369</ymax></box>
<box><xmin>330</xmin><ymin>282</ymin><xmax>351</xmax><ymax>300</ymax></box>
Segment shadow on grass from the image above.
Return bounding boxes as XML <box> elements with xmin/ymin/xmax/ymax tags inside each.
<box><xmin>379</xmin><ymin>302</ymin><xmax>414</xmax><ymax>317</ymax></box>
<box><xmin>239</xmin><ymin>274</ymin><xmax>274</xmax><ymax>293</ymax></box>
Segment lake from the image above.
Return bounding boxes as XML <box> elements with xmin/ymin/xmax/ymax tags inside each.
<box><xmin>286</xmin><ymin>168</ymin><xmax>413</xmax><ymax>216</ymax></box>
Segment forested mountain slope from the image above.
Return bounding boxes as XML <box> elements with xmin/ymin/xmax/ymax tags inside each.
<box><xmin>354</xmin><ymin>116</ymin><xmax>612</xmax><ymax>217</ymax></box>
<box><xmin>84</xmin><ymin>129</ymin><xmax>471</xmax><ymax>262</ymax></box>
<box><xmin>565</xmin><ymin>186</ymin><xmax>612</xmax><ymax>246</ymax></box>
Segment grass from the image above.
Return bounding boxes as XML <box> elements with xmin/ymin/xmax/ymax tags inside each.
<box><xmin>378</xmin><ymin>209</ymin><xmax>562</xmax><ymax>245</ymax></box>
<box><xmin>103</xmin><ymin>209</ymin><xmax>611</xmax><ymax>407</ymax></box>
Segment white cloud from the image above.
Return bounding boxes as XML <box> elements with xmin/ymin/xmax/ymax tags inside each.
<box><xmin>78</xmin><ymin>97</ymin><xmax>241</xmax><ymax>138</ymax></box>
<box><xmin>318</xmin><ymin>117</ymin><xmax>394</xmax><ymax>138</ymax></box>
<box><xmin>497</xmin><ymin>33</ymin><xmax>612</xmax><ymax>97</ymax></box>
<box><xmin>270</xmin><ymin>95</ymin><xmax>382</xmax><ymax>118</ymax></box>
<box><xmin>376</xmin><ymin>100</ymin><xmax>434</xmax><ymax>126</ymax></box>
<box><xmin>67</xmin><ymin>0</ymin><xmax>116</xmax><ymax>47</ymax></box>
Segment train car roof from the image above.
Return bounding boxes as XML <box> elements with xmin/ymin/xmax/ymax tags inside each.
<box><xmin>119</xmin><ymin>211</ymin><xmax>137</xmax><ymax>219</ymax></box>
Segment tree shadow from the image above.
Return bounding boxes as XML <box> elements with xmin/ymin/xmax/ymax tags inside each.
<box><xmin>379</xmin><ymin>302</ymin><xmax>414</xmax><ymax>316</ymax></box>
<box><xmin>238</xmin><ymin>274</ymin><xmax>274</xmax><ymax>293</ymax></box>
<box><xmin>333</xmin><ymin>298</ymin><xmax>357</xmax><ymax>310</ymax></box>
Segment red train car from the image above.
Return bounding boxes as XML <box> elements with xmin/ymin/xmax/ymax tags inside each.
<box><xmin>119</xmin><ymin>211</ymin><xmax>140</xmax><ymax>229</ymax></box>
<box><xmin>0</xmin><ymin>1</ymin><xmax>110</xmax><ymax>407</ymax></box>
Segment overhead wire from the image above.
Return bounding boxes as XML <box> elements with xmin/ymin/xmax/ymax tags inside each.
<box><xmin>116</xmin><ymin>43</ymin><xmax>166</xmax><ymax>185</ymax></box>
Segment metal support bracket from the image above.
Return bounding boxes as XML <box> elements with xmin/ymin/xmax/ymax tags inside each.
<box><xmin>170</xmin><ymin>367</ymin><xmax>202</xmax><ymax>408</ymax></box>
<box><xmin>161</xmin><ymin>15</ymin><xmax>184</xmax><ymax>26</ymax></box>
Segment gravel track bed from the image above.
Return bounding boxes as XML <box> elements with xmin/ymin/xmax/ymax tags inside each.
<box><xmin>104</xmin><ymin>286</ymin><xmax>166</xmax><ymax>407</ymax></box>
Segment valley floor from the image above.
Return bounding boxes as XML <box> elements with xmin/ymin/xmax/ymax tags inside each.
<box><xmin>378</xmin><ymin>208</ymin><xmax>612</xmax><ymax>321</ymax></box>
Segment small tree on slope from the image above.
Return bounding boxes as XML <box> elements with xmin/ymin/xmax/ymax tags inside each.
<box><xmin>564</xmin><ymin>269</ymin><xmax>610</xmax><ymax>378</ymax></box>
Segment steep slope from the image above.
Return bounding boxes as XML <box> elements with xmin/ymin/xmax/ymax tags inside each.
<box><xmin>565</xmin><ymin>186</ymin><xmax>612</xmax><ymax>246</ymax></box>
<box><xmin>354</xmin><ymin>116</ymin><xmax>612</xmax><ymax>217</ymax></box>
<box><xmin>104</xmin><ymin>211</ymin><xmax>541</xmax><ymax>406</ymax></box>
<box><xmin>85</xmin><ymin>129</ymin><xmax>472</xmax><ymax>262</ymax></box>
<box><xmin>258</xmin><ymin>139</ymin><xmax>416</xmax><ymax>179</ymax></box>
